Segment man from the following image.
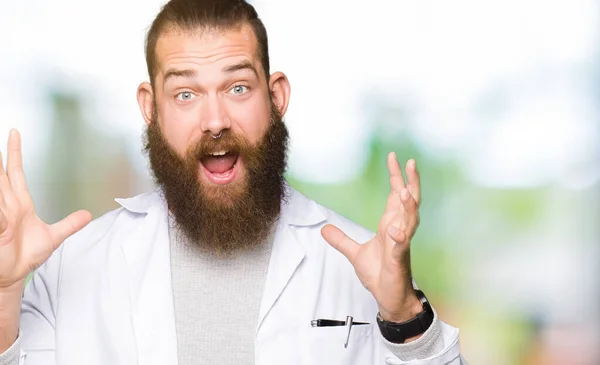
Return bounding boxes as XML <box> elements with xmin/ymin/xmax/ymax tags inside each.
<box><xmin>0</xmin><ymin>0</ymin><xmax>466</xmax><ymax>364</ymax></box>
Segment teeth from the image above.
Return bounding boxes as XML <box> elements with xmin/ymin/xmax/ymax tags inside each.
<box><xmin>209</xmin><ymin>151</ymin><xmax>227</xmax><ymax>156</ymax></box>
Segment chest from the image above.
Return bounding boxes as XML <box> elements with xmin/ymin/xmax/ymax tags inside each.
<box><xmin>169</xmin><ymin>236</ymin><xmax>273</xmax><ymax>364</ymax></box>
<box><xmin>55</xmin><ymin>219</ymin><xmax>384</xmax><ymax>365</ymax></box>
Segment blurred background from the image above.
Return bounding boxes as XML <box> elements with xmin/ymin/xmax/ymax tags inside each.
<box><xmin>1</xmin><ymin>0</ymin><xmax>599</xmax><ymax>363</ymax></box>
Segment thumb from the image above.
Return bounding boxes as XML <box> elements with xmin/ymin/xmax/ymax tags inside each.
<box><xmin>321</xmin><ymin>224</ymin><xmax>359</xmax><ymax>264</ymax></box>
<box><xmin>49</xmin><ymin>210</ymin><xmax>93</xmax><ymax>247</ymax></box>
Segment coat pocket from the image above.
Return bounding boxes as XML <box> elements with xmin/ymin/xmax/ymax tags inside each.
<box><xmin>305</xmin><ymin>324</ymin><xmax>377</xmax><ymax>365</ymax></box>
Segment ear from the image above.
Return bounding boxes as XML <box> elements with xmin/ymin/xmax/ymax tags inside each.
<box><xmin>268</xmin><ymin>72</ymin><xmax>291</xmax><ymax>117</ymax></box>
<box><xmin>137</xmin><ymin>82</ymin><xmax>155</xmax><ymax>126</ymax></box>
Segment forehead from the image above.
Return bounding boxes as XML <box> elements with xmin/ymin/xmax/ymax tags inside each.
<box><xmin>155</xmin><ymin>24</ymin><xmax>261</xmax><ymax>79</ymax></box>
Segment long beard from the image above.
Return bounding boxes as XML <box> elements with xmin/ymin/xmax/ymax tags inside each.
<box><xmin>143</xmin><ymin>101</ymin><xmax>289</xmax><ymax>255</ymax></box>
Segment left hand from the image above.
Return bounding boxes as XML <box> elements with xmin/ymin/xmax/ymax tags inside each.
<box><xmin>321</xmin><ymin>152</ymin><xmax>423</xmax><ymax>326</ymax></box>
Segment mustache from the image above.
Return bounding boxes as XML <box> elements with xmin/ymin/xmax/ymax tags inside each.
<box><xmin>188</xmin><ymin>130</ymin><xmax>253</xmax><ymax>159</ymax></box>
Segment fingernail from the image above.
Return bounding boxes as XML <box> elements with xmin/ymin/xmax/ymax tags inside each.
<box><xmin>409</xmin><ymin>159</ymin><xmax>416</xmax><ymax>169</ymax></box>
<box><xmin>388</xmin><ymin>225</ymin><xmax>400</xmax><ymax>236</ymax></box>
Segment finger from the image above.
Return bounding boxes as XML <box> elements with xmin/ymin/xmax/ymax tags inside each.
<box><xmin>384</xmin><ymin>191</ymin><xmax>402</xmax><ymax>217</ymax></box>
<box><xmin>405</xmin><ymin>159</ymin><xmax>421</xmax><ymax>205</ymax></box>
<box><xmin>49</xmin><ymin>210</ymin><xmax>92</xmax><ymax>247</ymax></box>
<box><xmin>387</xmin><ymin>152</ymin><xmax>406</xmax><ymax>193</ymax></box>
<box><xmin>384</xmin><ymin>152</ymin><xmax>406</xmax><ymax>215</ymax></box>
<box><xmin>387</xmin><ymin>225</ymin><xmax>412</xmax><ymax>269</ymax></box>
<box><xmin>399</xmin><ymin>188</ymin><xmax>419</xmax><ymax>238</ymax></box>
<box><xmin>0</xmin><ymin>149</ymin><xmax>16</xmax><ymax>210</ymax></box>
<box><xmin>387</xmin><ymin>225</ymin><xmax>414</xmax><ymax>272</ymax></box>
<box><xmin>387</xmin><ymin>225</ymin><xmax>408</xmax><ymax>245</ymax></box>
<box><xmin>0</xmin><ymin>148</ymin><xmax>9</xmax><ymax>190</ymax></box>
<box><xmin>6</xmin><ymin>129</ymin><xmax>31</xmax><ymax>201</ymax></box>
<box><xmin>321</xmin><ymin>224</ymin><xmax>360</xmax><ymax>264</ymax></box>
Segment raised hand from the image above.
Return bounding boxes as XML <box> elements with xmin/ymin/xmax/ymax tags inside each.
<box><xmin>0</xmin><ymin>129</ymin><xmax>92</xmax><ymax>289</ymax></box>
<box><xmin>321</xmin><ymin>152</ymin><xmax>423</xmax><ymax>327</ymax></box>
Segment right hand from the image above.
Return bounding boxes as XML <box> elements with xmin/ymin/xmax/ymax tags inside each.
<box><xmin>0</xmin><ymin>129</ymin><xmax>92</xmax><ymax>289</ymax></box>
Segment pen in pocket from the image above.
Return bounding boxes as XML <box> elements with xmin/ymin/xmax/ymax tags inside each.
<box><xmin>310</xmin><ymin>318</ymin><xmax>369</xmax><ymax>327</ymax></box>
<box><xmin>310</xmin><ymin>316</ymin><xmax>370</xmax><ymax>349</ymax></box>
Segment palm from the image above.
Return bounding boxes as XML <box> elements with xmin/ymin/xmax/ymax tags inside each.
<box><xmin>322</xmin><ymin>152</ymin><xmax>421</xmax><ymax>320</ymax></box>
<box><xmin>0</xmin><ymin>130</ymin><xmax>91</xmax><ymax>289</ymax></box>
<box><xmin>0</xmin><ymin>211</ymin><xmax>55</xmax><ymax>286</ymax></box>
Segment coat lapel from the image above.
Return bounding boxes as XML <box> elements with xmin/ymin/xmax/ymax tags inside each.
<box><xmin>256</xmin><ymin>186</ymin><xmax>326</xmax><ymax>334</ymax></box>
<box><xmin>256</xmin><ymin>222</ymin><xmax>304</xmax><ymax>334</ymax></box>
<box><xmin>116</xmin><ymin>191</ymin><xmax>179</xmax><ymax>365</ymax></box>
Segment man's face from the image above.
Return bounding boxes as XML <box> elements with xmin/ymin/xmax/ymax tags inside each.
<box><xmin>153</xmin><ymin>25</ymin><xmax>272</xmax><ymax>197</ymax></box>
<box><xmin>138</xmin><ymin>24</ymin><xmax>291</xmax><ymax>254</ymax></box>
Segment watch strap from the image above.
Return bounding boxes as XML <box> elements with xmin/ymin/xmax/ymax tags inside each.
<box><xmin>376</xmin><ymin>289</ymin><xmax>434</xmax><ymax>344</ymax></box>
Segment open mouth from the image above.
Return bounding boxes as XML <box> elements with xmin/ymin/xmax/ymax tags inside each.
<box><xmin>199</xmin><ymin>150</ymin><xmax>240</xmax><ymax>184</ymax></box>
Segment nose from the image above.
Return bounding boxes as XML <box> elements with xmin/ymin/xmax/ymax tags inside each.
<box><xmin>199</xmin><ymin>96</ymin><xmax>231</xmax><ymax>137</ymax></box>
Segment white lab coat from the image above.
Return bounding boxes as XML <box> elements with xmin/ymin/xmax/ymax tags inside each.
<box><xmin>18</xmin><ymin>186</ymin><xmax>465</xmax><ymax>365</ymax></box>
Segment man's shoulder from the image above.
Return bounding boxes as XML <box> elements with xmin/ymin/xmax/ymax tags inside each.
<box><xmin>317</xmin><ymin>203</ymin><xmax>376</xmax><ymax>243</ymax></box>
<box><xmin>288</xmin><ymin>187</ymin><xmax>376</xmax><ymax>243</ymax></box>
<box><xmin>63</xmin><ymin>190</ymin><xmax>163</xmax><ymax>250</ymax></box>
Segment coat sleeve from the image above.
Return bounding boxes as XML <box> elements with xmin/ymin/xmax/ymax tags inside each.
<box><xmin>376</xmin><ymin>309</ymin><xmax>468</xmax><ymax>365</ymax></box>
<box><xmin>375</xmin><ymin>278</ymin><xmax>468</xmax><ymax>364</ymax></box>
<box><xmin>0</xmin><ymin>331</ymin><xmax>21</xmax><ymax>365</ymax></box>
<box><xmin>17</xmin><ymin>246</ymin><xmax>64</xmax><ymax>365</ymax></box>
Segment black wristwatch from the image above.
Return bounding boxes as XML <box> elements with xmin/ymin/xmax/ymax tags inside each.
<box><xmin>376</xmin><ymin>289</ymin><xmax>434</xmax><ymax>344</ymax></box>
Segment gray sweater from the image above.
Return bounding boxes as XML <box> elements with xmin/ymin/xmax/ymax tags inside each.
<box><xmin>169</xmin><ymin>217</ymin><xmax>274</xmax><ymax>365</ymax></box>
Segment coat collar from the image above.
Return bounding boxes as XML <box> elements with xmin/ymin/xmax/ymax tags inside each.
<box><xmin>114</xmin><ymin>188</ymin><xmax>165</xmax><ymax>215</ymax></box>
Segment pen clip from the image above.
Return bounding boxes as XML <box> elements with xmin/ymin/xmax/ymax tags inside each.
<box><xmin>344</xmin><ymin>316</ymin><xmax>353</xmax><ymax>349</ymax></box>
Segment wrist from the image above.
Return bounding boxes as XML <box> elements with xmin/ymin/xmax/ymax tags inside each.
<box><xmin>0</xmin><ymin>281</ymin><xmax>24</xmax><ymax>352</ymax></box>
<box><xmin>0</xmin><ymin>280</ymin><xmax>25</xmax><ymax>296</ymax></box>
<box><xmin>379</xmin><ymin>291</ymin><xmax>422</xmax><ymax>323</ymax></box>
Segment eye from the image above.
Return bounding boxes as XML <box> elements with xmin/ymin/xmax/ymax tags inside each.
<box><xmin>176</xmin><ymin>91</ymin><xmax>196</xmax><ymax>101</ymax></box>
<box><xmin>229</xmin><ymin>85</ymin><xmax>249</xmax><ymax>95</ymax></box>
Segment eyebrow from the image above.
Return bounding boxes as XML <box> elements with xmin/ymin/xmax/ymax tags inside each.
<box><xmin>222</xmin><ymin>61</ymin><xmax>258</xmax><ymax>78</ymax></box>
<box><xmin>163</xmin><ymin>68</ymin><xmax>196</xmax><ymax>84</ymax></box>
<box><xmin>162</xmin><ymin>61</ymin><xmax>259</xmax><ymax>85</ymax></box>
